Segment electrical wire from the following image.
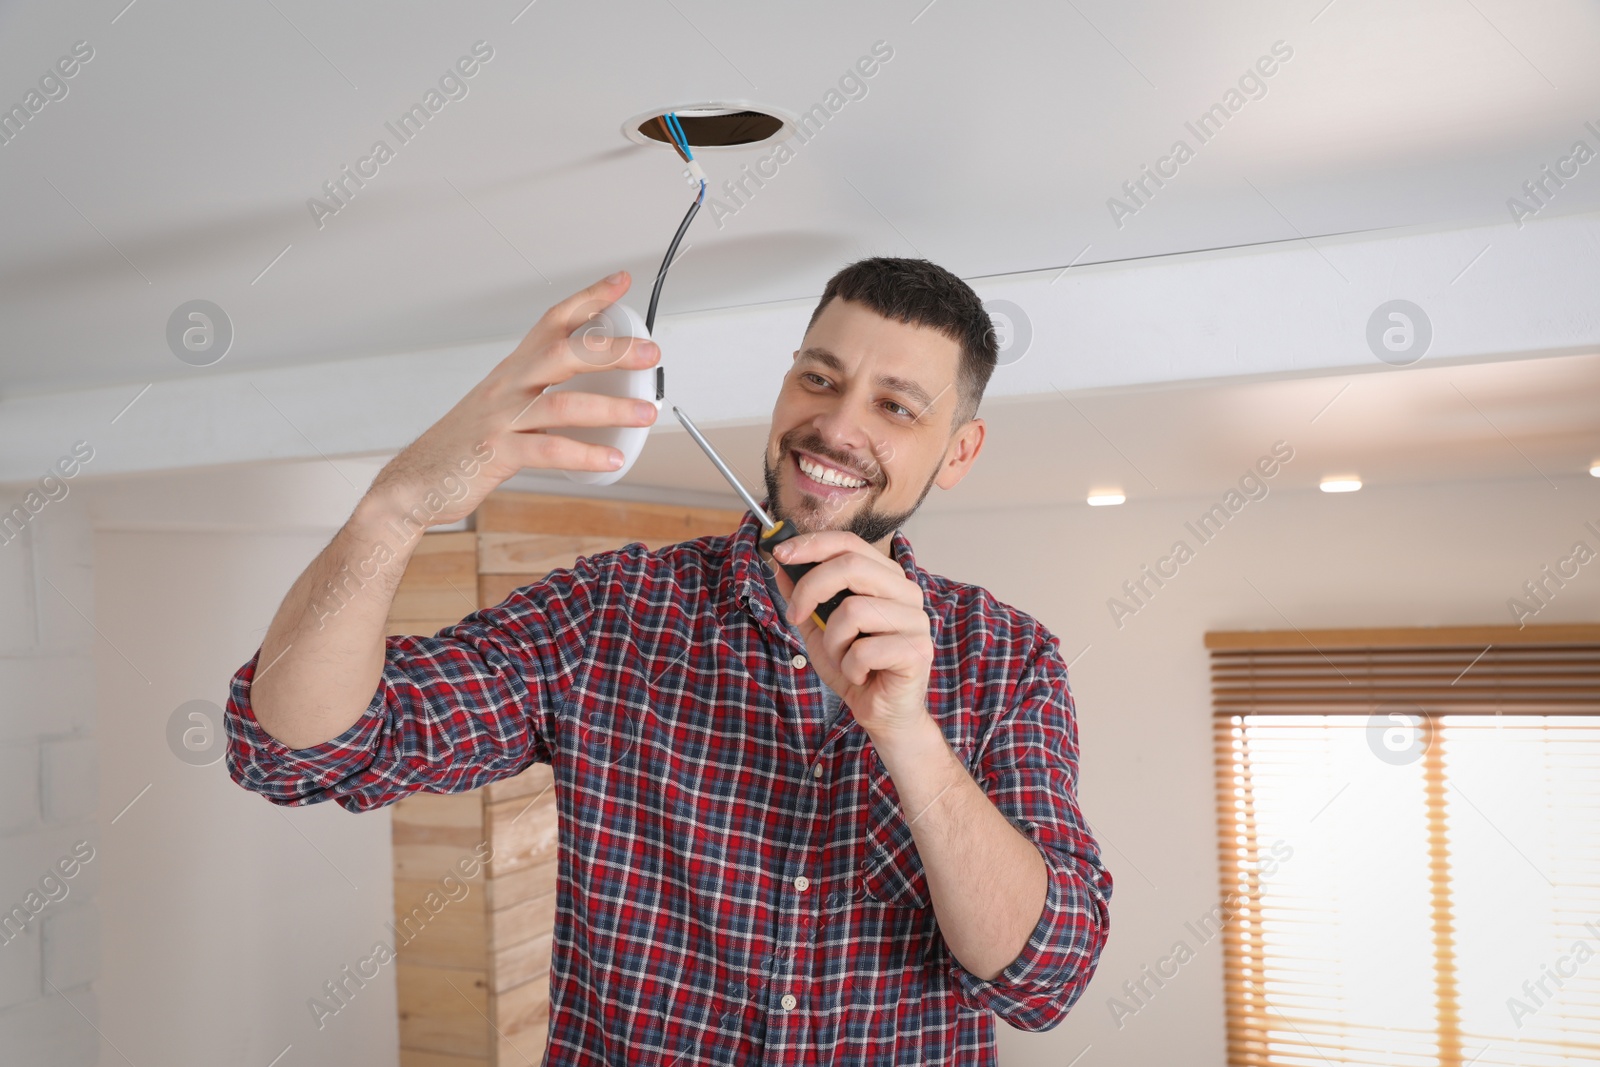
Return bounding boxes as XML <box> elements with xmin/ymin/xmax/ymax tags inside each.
<box><xmin>640</xmin><ymin>111</ymin><xmax>704</xmax><ymax>331</ymax></box>
<box><xmin>666</xmin><ymin>111</ymin><xmax>693</xmax><ymax>159</ymax></box>
<box><xmin>655</xmin><ymin>111</ymin><xmax>694</xmax><ymax>162</ymax></box>
<box><xmin>643</xmin><ymin>110</ymin><xmax>704</xmax><ymax>333</ymax></box>
<box><xmin>646</xmin><ymin>176</ymin><xmax>704</xmax><ymax>333</ymax></box>
<box><xmin>655</xmin><ymin>115</ymin><xmax>688</xmax><ymax>163</ymax></box>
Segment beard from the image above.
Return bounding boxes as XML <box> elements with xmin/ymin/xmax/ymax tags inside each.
<box><xmin>761</xmin><ymin>431</ymin><xmax>940</xmax><ymax>546</ymax></box>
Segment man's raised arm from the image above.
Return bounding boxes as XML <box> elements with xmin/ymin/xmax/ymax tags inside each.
<box><xmin>247</xmin><ymin>271</ymin><xmax>661</xmax><ymax>750</ymax></box>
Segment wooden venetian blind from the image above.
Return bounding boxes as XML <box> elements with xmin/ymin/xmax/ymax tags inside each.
<box><xmin>1207</xmin><ymin>624</ymin><xmax>1600</xmax><ymax>1067</ymax></box>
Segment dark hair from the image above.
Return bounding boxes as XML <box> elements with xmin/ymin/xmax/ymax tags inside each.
<box><xmin>805</xmin><ymin>257</ymin><xmax>998</xmax><ymax>427</ymax></box>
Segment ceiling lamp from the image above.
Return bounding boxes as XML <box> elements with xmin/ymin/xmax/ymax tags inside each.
<box><xmin>1319</xmin><ymin>476</ymin><xmax>1362</xmax><ymax>493</ymax></box>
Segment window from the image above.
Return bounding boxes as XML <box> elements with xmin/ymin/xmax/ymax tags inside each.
<box><xmin>1208</xmin><ymin>625</ymin><xmax>1600</xmax><ymax>1067</ymax></box>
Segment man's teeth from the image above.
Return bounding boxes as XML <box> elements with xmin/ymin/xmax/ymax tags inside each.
<box><xmin>797</xmin><ymin>455</ymin><xmax>866</xmax><ymax>488</ymax></box>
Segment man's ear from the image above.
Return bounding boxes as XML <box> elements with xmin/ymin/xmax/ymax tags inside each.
<box><xmin>934</xmin><ymin>416</ymin><xmax>985</xmax><ymax>490</ymax></box>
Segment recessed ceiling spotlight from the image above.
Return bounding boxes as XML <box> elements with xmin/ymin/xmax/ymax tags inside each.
<box><xmin>1590</xmin><ymin>460</ymin><xmax>1600</xmax><ymax>478</ymax></box>
<box><xmin>623</xmin><ymin>104</ymin><xmax>793</xmax><ymax>151</ymax></box>
<box><xmin>1087</xmin><ymin>490</ymin><xmax>1126</xmax><ymax>506</ymax></box>
<box><xmin>1319</xmin><ymin>476</ymin><xmax>1362</xmax><ymax>493</ymax></box>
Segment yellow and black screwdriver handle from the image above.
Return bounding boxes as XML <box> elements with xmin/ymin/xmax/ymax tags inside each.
<box><xmin>758</xmin><ymin>519</ymin><xmax>854</xmax><ymax>629</ymax></box>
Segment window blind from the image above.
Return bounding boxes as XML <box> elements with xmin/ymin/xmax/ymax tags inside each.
<box><xmin>1208</xmin><ymin>625</ymin><xmax>1600</xmax><ymax>1067</ymax></box>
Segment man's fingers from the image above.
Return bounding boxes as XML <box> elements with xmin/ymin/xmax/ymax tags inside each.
<box><xmin>509</xmin><ymin>388</ymin><xmax>658</xmax><ymax>433</ymax></box>
<box><xmin>500</xmin><ymin>271</ymin><xmax>658</xmax><ymax>390</ymax></box>
<box><xmin>776</xmin><ymin>530</ymin><xmax>905</xmax><ymax>577</ymax></box>
<box><xmin>544</xmin><ymin>271</ymin><xmax>631</xmax><ymax>335</ymax></box>
<box><xmin>504</xmin><ymin>427</ymin><xmax>625</xmax><ymax>473</ymax></box>
<box><xmin>506</xmin><ymin>333</ymin><xmax>658</xmax><ymax>399</ymax></box>
<box><xmin>840</xmin><ymin>633</ymin><xmax>930</xmax><ymax>688</ymax></box>
<box><xmin>784</xmin><ymin>551</ymin><xmax>917</xmax><ymax>627</ymax></box>
<box><xmin>814</xmin><ymin>597</ymin><xmax>927</xmax><ymax>669</ymax></box>
<box><xmin>563</xmin><ymin>332</ymin><xmax>658</xmax><ymax>374</ymax></box>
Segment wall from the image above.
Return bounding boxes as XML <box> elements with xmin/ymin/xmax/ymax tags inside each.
<box><xmin>902</xmin><ymin>472</ymin><xmax>1600</xmax><ymax>1067</ymax></box>
<box><xmin>86</xmin><ymin>460</ymin><xmax>400</xmax><ymax>1067</ymax></box>
<box><xmin>0</xmin><ymin>493</ymin><xmax>101</xmax><ymax>1065</ymax></box>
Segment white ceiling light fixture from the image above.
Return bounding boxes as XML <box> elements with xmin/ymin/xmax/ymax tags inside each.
<box><xmin>1589</xmin><ymin>460</ymin><xmax>1600</xmax><ymax>477</ymax></box>
<box><xmin>1087</xmin><ymin>490</ymin><xmax>1126</xmax><ymax>506</ymax></box>
<box><xmin>1320</xmin><ymin>476</ymin><xmax>1363</xmax><ymax>493</ymax></box>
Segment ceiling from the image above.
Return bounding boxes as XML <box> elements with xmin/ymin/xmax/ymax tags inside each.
<box><xmin>3</xmin><ymin>0</ymin><xmax>1600</xmax><ymax>398</ymax></box>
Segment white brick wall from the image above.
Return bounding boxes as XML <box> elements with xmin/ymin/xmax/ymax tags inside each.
<box><xmin>43</xmin><ymin>905</ymin><xmax>101</xmax><ymax>991</ymax></box>
<box><xmin>0</xmin><ymin>986</ymin><xmax>98</xmax><ymax>1065</ymax></box>
<box><xmin>0</xmin><ymin>743</ymin><xmax>39</xmax><ymax>835</ymax></box>
<box><xmin>0</xmin><ymin>495</ymin><xmax>99</xmax><ymax>1065</ymax></box>
<box><xmin>42</xmin><ymin>739</ymin><xmax>97</xmax><ymax>824</ymax></box>
<box><xmin>0</xmin><ymin>923</ymin><xmax>42</xmax><ymax>1011</ymax></box>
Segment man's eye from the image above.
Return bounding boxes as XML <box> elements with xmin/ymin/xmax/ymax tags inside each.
<box><xmin>802</xmin><ymin>372</ymin><xmax>829</xmax><ymax>387</ymax></box>
<box><xmin>884</xmin><ymin>400</ymin><xmax>912</xmax><ymax>417</ymax></box>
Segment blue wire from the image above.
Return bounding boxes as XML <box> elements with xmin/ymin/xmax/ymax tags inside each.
<box><xmin>666</xmin><ymin>111</ymin><xmax>693</xmax><ymax>160</ymax></box>
<box><xmin>658</xmin><ymin>111</ymin><xmax>690</xmax><ymax>159</ymax></box>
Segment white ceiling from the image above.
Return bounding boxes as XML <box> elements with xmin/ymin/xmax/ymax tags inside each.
<box><xmin>3</xmin><ymin>0</ymin><xmax>1600</xmax><ymax>398</ymax></box>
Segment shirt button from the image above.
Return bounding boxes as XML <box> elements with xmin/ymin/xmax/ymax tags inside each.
<box><xmin>791</xmin><ymin>653</ymin><xmax>807</xmax><ymax>669</ymax></box>
<box><xmin>812</xmin><ymin>764</ymin><xmax>824</xmax><ymax>779</ymax></box>
<box><xmin>794</xmin><ymin>876</ymin><xmax>810</xmax><ymax>892</ymax></box>
<box><xmin>780</xmin><ymin>994</ymin><xmax>797</xmax><ymax>1011</ymax></box>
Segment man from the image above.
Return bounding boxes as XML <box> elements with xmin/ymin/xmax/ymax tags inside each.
<box><xmin>225</xmin><ymin>257</ymin><xmax>1112</xmax><ymax>1064</ymax></box>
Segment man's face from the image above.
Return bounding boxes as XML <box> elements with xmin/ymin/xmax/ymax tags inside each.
<box><xmin>761</xmin><ymin>297</ymin><xmax>985</xmax><ymax>551</ymax></box>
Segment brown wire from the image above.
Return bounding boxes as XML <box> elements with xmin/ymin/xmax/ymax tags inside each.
<box><xmin>656</xmin><ymin>115</ymin><xmax>688</xmax><ymax>162</ymax></box>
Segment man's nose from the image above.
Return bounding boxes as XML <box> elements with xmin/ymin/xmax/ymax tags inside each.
<box><xmin>809</xmin><ymin>397</ymin><xmax>871</xmax><ymax>457</ymax></box>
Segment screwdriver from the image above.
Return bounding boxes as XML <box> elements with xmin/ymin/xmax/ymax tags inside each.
<box><xmin>672</xmin><ymin>406</ymin><xmax>854</xmax><ymax>629</ymax></box>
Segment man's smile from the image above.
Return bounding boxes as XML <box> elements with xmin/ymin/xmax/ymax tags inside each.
<box><xmin>791</xmin><ymin>448</ymin><xmax>874</xmax><ymax>499</ymax></box>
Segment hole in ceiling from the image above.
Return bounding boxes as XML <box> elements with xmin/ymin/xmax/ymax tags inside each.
<box><xmin>633</xmin><ymin>107</ymin><xmax>787</xmax><ymax>149</ymax></box>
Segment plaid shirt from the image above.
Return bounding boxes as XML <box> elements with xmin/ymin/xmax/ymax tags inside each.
<box><xmin>224</xmin><ymin>507</ymin><xmax>1113</xmax><ymax>1064</ymax></box>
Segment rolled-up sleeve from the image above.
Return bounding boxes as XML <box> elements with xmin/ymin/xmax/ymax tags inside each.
<box><xmin>223</xmin><ymin>553</ymin><xmax>604</xmax><ymax>813</ymax></box>
<box><xmin>945</xmin><ymin>631</ymin><xmax>1113</xmax><ymax>1031</ymax></box>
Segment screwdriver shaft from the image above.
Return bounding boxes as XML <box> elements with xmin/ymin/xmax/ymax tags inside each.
<box><xmin>671</xmin><ymin>406</ymin><xmax>774</xmax><ymax>528</ymax></box>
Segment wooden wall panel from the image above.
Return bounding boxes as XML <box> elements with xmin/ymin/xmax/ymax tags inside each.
<box><xmin>399</xmin><ymin>1051</ymin><xmax>488</xmax><ymax>1067</ymax></box>
<box><xmin>393</xmin><ymin>879</ymin><xmax>487</xmax><ymax>971</ymax></box>
<box><xmin>477</xmin><ymin>493</ymin><xmax>744</xmax><ymax>543</ymax></box>
<box><xmin>484</xmin><ymin>763</ymin><xmax>553</xmax><ymax>804</ymax></box>
<box><xmin>484</xmin><ymin>791</ymin><xmax>559</xmax><ymax>879</ymax></box>
<box><xmin>392</xmin><ymin>532</ymin><xmax>480</xmax><ymax>621</ymax></box>
<box><xmin>397</xmin><ymin>964</ymin><xmax>491</xmax><ymax>1058</ymax></box>
<box><xmin>390</xmin><ymin>792</ymin><xmax>485</xmax><ymax>886</ymax></box>
<box><xmin>478</xmin><ymin>533</ymin><xmax>637</xmax><ymax>574</ymax></box>
<box><xmin>477</xmin><ymin>574</ymin><xmax>540</xmax><ymax>611</ymax></box>
<box><xmin>491</xmin><ymin>929</ymin><xmax>554</xmax><ymax>993</ymax></box>
<box><xmin>483</xmin><ymin>861</ymin><xmax>557</xmax><ymax>917</ymax></box>
<box><xmin>493</xmin><ymin>979</ymin><xmax>552</xmax><ymax>1065</ymax></box>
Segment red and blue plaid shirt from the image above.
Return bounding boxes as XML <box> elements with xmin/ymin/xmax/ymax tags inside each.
<box><xmin>224</xmin><ymin>507</ymin><xmax>1113</xmax><ymax>1064</ymax></box>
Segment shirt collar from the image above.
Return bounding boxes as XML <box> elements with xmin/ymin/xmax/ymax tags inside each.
<box><xmin>716</xmin><ymin>501</ymin><xmax>945</xmax><ymax>648</ymax></box>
